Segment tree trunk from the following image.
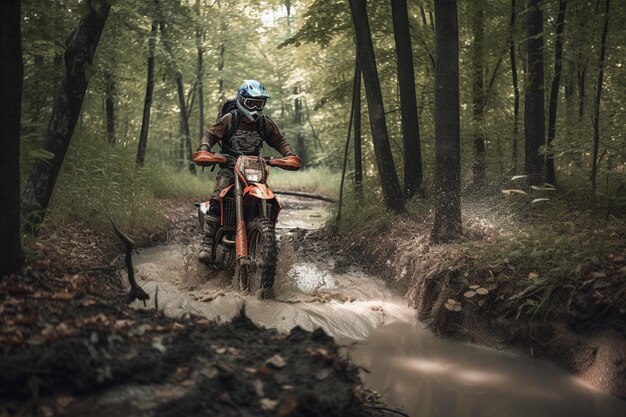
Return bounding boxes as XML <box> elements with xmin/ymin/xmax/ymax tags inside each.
<box><xmin>294</xmin><ymin>85</ymin><xmax>306</xmax><ymax>166</ymax></box>
<box><xmin>337</xmin><ymin>61</ymin><xmax>360</xmax><ymax>225</ymax></box>
<box><xmin>431</xmin><ymin>0</ymin><xmax>462</xmax><ymax>244</ymax></box>
<box><xmin>22</xmin><ymin>0</ymin><xmax>110</xmax><ymax>235</ymax></box>
<box><xmin>176</xmin><ymin>72</ymin><xmax>196</xmax><ymax>174</ymax></box>
<box><xmin>178</xmin><ymin>119</ymin><xmax>185</xmax><ymax>169</ymax></box>
<box><xmin>546</xmin><ymin>0</ymin><xmax>567</xmax><ymax>185</ymax></box>
<box><xmin>348</xmin><ymin>0</ymin><xmax>404</xmax><ymax>213</ymax></box>
<box><xmin>471</xmin><ymin>0</ymin><xmax>486</xmax><ymax>186</ymax></box>
<box><xmin>284</xmin><ymin>0</ymin><xmax>292</xmax><ymax>31</ymax></box>
<box><xmin>196</xmin><ymin>0</ymin><xmax>205</xmax><ymax>137</ymax></box>
<box><xmin>0</xmin><ymin>0</ymin><xmax>24</xmax><ymax>277</ymax></box>
<box><xmin>391</xmin><ymin>0</ymin><xmax>424</xmax><ymax>198</ymax></box>
<box><xmin>218</xmin><ymin>41</ymin><xmax>225</xmax><ymax>102</ymax></box>
<box><xmin>591</xmin><ymin>0</ymin><xmax>610</xmax><ymax>209</ymax></box>
<box><xmin>524</xmin><ymin>0</ymin><xmax>546</xmax><ymax>186</ymax></box>
<box><xmin>510</xmin><ymin>0</ymin><xmax>520</xmax><ymax>173</ymax></box>
<box><xmin>104</xmin><ymin>69</ymin><xmax>116</xmax><ymax>144</ymax></box>
<box><xmin>578</xmin><ymin>66</ymin><xmax>585</xmax><ymax>121</ymax></box>
<box><xmin>136</xmin><ymin>20</ymin><xmax>157</xmax><ymax>165</ymax></box>
<box><xmin>197</xmin><ymin>46</ymin><xmax>205</xmax><ymax>137</ymax></box>
<box><xmin>563</xmin><ymin>60</ymin><xmax>576</xmax><ymax>164</ymax></box>
<box><xmin>354</xmin><ymin>63</ymin><xmax>363</xmax><ymax>196</ymax></box>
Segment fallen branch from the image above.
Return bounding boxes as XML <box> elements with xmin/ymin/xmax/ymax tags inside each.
<box><xmin>108</xmin><ymin>216</ymin><xmax>149</xmax><ymax>305</ymax></box>
<box><xmin>273</xmin><ymin>190</ymin><xmax>337</xmax><ymax>203</ymax></box>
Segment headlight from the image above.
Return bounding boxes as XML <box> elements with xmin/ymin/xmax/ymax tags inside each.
<box><xmin>244</xmin><ymin>168</ymin><xmax>263</xmax><ymax>183</ymax></box>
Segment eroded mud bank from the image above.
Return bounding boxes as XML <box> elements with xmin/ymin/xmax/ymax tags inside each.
<box><xmin>343</xmin><ymin>217</ymin><xmax>626</xmax><ymax>399</ymax></box>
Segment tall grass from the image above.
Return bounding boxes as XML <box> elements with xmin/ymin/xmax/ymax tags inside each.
<box><xmin>46</xmin><ymin>141</ymin><xmax>163</xmax><ymax>236</ymax></box>
<box><xmin>42</xmin><ymin>136</ymin><xmax>340</xmax><ymax>239</ymax></box>
<box><xmin>42</xmin><ymin>133</ymin><xmax>218</xmax><ymax>236</ymax></box>
<box><xmin>268</xmin><ymin>166</ymin><xmax>339</xmax><ymax>195</ymax></box>
<box><xmin>144</xmin><ymin>164</ymin><xmax>215</xmax><ymax>200</ymax></box>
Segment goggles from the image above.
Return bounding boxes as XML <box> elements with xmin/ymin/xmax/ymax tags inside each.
<box><xmin>242</xmin><ymin>97</ymin><xmax>266</xmax><ymax>110</ymax></box>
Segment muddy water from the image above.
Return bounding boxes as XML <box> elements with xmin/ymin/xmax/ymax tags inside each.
<box><xmin>132</xmin><ymin>197</ymin><xmax>626</xmax><ymax>417</ymax></box>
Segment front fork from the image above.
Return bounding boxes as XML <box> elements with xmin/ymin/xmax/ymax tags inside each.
<box><xmin>234</xmin><ymin>175</ymin><xmax>250</xmax><ymax>288</ymax></box>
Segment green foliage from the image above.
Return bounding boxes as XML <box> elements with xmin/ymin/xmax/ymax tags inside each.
<box><xmin>329</xmin><ymin>177</ymin><xmax>430</xmax><ymax>237</ymax></box>
<box><xmin>19</xmin><ymin>0</ymin><xmax>626</xmax><ymax>238</ymax></box>
<box><xmin>47</xmin><ymin>136</ymin><xmax>163</xmax><ymax>237</ymax></box>
<box><xmin>270</xmin><ymin>167</ymin><xmax>339</xmax><ymax>195</ymax></box>
<box><xmin>456</xmin><ymin>198</ymin><xmax>625</xmax><ymax>318</ymax></box>
<box><xmin>144</xmin><ymin>164</ymin><xmax>214</xmax><ymax>200</ymax></box>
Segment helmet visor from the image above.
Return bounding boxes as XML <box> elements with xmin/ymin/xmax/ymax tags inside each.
<box><xmin>242</xmin><ymin>97</ymin><xmax>266</xmax><ymax>110</ymax></box>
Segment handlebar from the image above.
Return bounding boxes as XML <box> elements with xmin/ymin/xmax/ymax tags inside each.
<box><xmin>192</xmin><ymin>151</ymin><xmax>302</xmax><ymax>171</ymax></box>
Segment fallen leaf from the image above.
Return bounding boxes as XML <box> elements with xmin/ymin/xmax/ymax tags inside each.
<box><xmin>308</xmin><ymin>348</ymin><xmax>334</xmax><ymax>362</ymax></box>
<box><xmin>200</xmin><ymin>367</ymin><xmax>218</xmax><ymax>380</ymax></box>
<box><xmin>528</xmin><ymin>272</ymin><xmax>540</xmax><ymax>280</ymax></box>
<box><xmin>253</xmin><ymin>379</ymin><xmax>265</xmax><ymax>397</ymax></box>
<box><xmin>257</xmin><ymin>365</ymin><xmax>273</xmax><ymax>376</ymax></box>
<box><xmin>277</xmin><ymin>396</ymin><xmax>300</xmax><ymax>417</ymax></box>
<box><xmin>260</xmin><ymin>398</ymin><xmax>278</xmax><ymax>411</ymax></box>
<box><xmin>227</xmin><ymin>347</ymin><xmax>241</xmax><ymax>355</ymax></box>
<box><xmin>215</xmin><ymin>363</ymin><xmax>235</xmax><ymax>378</ymax></box>
<box><xmin>464</xmin><ymin>291</ymin><xmax>476</xmax><ymax>298</ymax></box>
<box><xmin>315</xmin><ymin>368</ymin><xmax>333</xmax><ymax>380</ymax></box>
<box><xmin>469</xmin><ymin>284</ymin><xmax>480</xmax><ymax>289</ymax></box>
<box><xmin>476</xmin><ymin>288</ymin><xmax>489</xmax><ymax>295</ymax></box>
<box><xmin>501</xmin><ymin>189</ymin><xmax>527</xmax><ymax>195</ymax></box>
<box><xmin>444</xmin><ymin>299</ymin><xmax>462</xmax><ymax>312</ymax></box>
<box><xmin>593</xmin><ymin>280</ymin><xmax>611</xmax><ymax>289</ymax></box>
<box><xmin>266</xmin><ymin>354</ymin><xmax>287</xmax><ymax>368</ymax></box>
<box><xmin>152</xmin><ymin>341</ymin><xmax>167</xmax><ymax>354</ymax></box>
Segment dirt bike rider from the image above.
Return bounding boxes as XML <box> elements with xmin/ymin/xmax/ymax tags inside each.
<box><xmin>196</xmin><ymin>80</ymin><xmax>297</xmax><ymax>263</ymax></box>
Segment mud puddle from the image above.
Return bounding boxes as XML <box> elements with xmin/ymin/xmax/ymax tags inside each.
<box><xmin>132</xmin><ymin>196</ymin><xmax>626</xmax><ymax>417</ymax></box>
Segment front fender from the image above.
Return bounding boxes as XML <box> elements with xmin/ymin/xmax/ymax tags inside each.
<box><xmin>243</xmin><ymin>183</ymin><xmax>275</xmax><ymax>200</ymax></box>
<box><xmin>243</xmin><ymin>183</ymin><xmax>281</xmax><ymax>221</ymax></box>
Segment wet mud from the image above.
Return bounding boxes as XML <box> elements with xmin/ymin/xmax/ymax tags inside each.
<box><xmin>129</xmin><ymin>196</ymin><xmax>626</xmax><ymax>417</ymax></box>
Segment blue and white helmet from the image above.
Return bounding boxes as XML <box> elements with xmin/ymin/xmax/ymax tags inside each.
<box><xmin>236</xmin><ymin>80</ymin><xmax>270</xmax><ymax>122</ymax></box>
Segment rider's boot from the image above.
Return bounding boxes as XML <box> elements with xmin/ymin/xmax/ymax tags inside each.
<box><xmin>198</xmin><ymin>215</ymin><xmax>220</xmax><ymax>264</ymax></box>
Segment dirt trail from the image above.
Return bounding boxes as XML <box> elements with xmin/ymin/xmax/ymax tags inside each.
<box><xmin>131</xmin><ymin>197</ymin><xmax>415</xmax><ymax>341</ymax></box>
<box><xmin>0</xmin><ymin>197</ymin><xmax>398</xmax><ymax>417</ymax></box>
<box><xmin>128</xmin><ymin>196</ymin><xmax>626</xmax><ymax>417</ymax></box>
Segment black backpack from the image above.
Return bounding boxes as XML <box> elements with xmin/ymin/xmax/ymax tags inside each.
<box><xmin>217</xmin><ymin>99</ymin><xmax>268</xmax><ymax>145</ymax></box>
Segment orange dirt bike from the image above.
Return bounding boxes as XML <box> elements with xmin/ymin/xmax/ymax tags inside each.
<box><xmin>192</xmin><ymin>150</ymin><xmax>302</xmax><ymax>297</ymax></box>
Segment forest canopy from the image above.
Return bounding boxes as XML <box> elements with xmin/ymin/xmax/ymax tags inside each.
<box><xmin>3</xmin><ymin>0</ymin><xmax>623</xmax><ymax>262</ymax></box>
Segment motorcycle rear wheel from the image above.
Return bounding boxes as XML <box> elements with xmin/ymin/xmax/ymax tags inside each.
<box><xmin>246</xmin><ymin>217</ymin><xmax>277</xmax><ymax>298</ymax></box>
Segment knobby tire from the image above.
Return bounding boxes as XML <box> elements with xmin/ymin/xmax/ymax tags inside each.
<box><xmin>245</xmin><ymin>217</ymin><xmax>277</xmax><ymax>299</ymax></box>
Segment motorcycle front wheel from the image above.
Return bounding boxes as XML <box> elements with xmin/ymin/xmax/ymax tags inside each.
<box><xmin>246</xmin><ymin>217</ymin><xmax>277</xmax><ymax>298</ymax></box>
